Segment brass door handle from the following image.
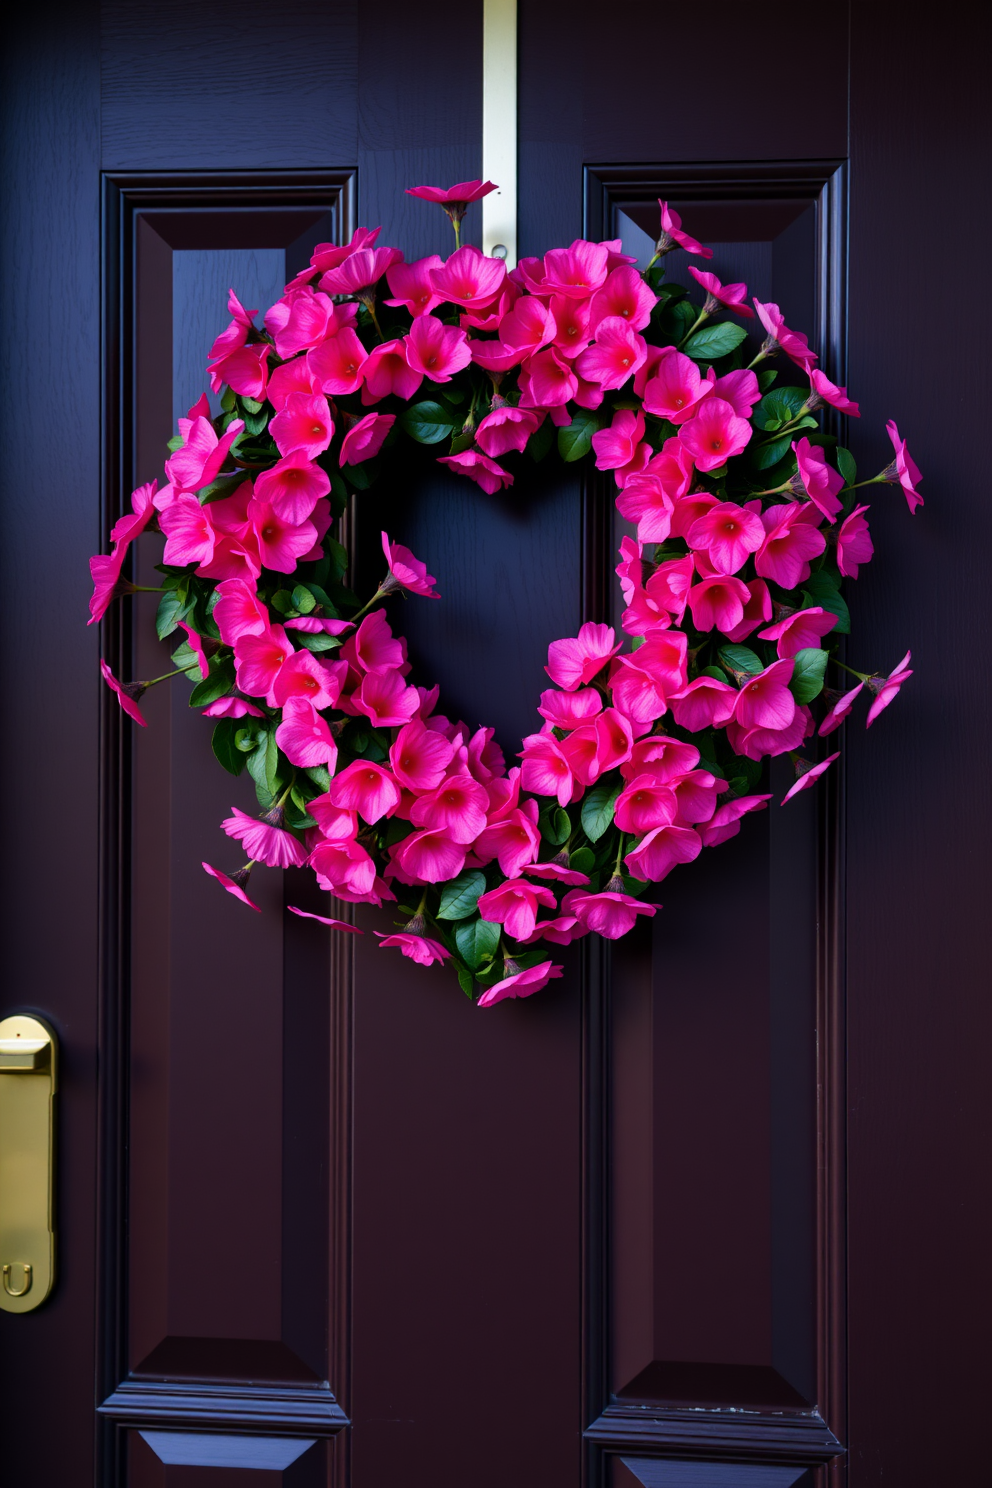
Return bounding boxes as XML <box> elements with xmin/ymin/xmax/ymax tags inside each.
<box><xmin>0</xmin><ymin>1015</ymin><xmax>57</xmax><ymax>1313</ymax></box>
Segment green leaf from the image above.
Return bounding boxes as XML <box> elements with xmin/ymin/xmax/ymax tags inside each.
<box><xmin>270</xmin><ymin>589</ymin><xmax>294</xmax><ymax>615</ymax></box>
<box><xmin>211</xmin><ymin>718</ymin><xmax>246</xmax><ymax>776</ymax></box>
<box><xmin>581</xmin><ymin>779</ymin><xmax>621</xmax><ymax>843</ymax></box>
<box><xmin>836</xmin><ymin>446</ymin><xmax>857</xmax><ymax>486</ymax></box>
<box><xmin>558</xmin><ymin>408</ymin><xmax>601</xmax><ymax>463</ymax></box>
<box><xmin>456</xmin><ymin>963</ymin><xmax>477</xmax><ymax>998</ymax></box>
<box><xmin>455</xmin><ymin>917</ymin><xmax>501</xmax><ymax>969</ymax></box>
<box><xmin>437</xmin><ymin>870</ymin><xmax>487</xmax><ymax>921</ymax></box>
<box><xmin>325</xmin><ymin>538</ymin><xmax>348</xmax><ymax>582</ymax></box>
<box><xmin>293</xmin><ymin>631</ymin><xmax>342</xmax><ymax>654</ymax></box>
<box><xmin>551</xmin><ymin>808</ymin><xmax>571</xmax><ymax>846</ymax></box>
<box><xmin>247</xmin><ymin>730</ymin><xmax>280</xmax><ymax>797</ymax></box>
<box><xmin>166</xmin><ymin>433</ymin><xmax>184</xmax><ymax>453</ymax></box>
<box><xmin>188</xmin><ymin>659</ymin><xmax>235</xmax><ymax>708</ymax></box>
<box><xmin>717</xmin><ymin>644</ymin><xmax>764</xmax><ymax>677</ymax></box>
<box><xmin>199</xmin><ymin>472</ymin><xmax>248</xmax><ymax>506</ymax></box>
<box><xmin>753</xmin><ymin>435</ymin><xmax>793</xmax><ymax>470</ymax></box>
<box><xmin>800</xmin><ymin>572</ymin><xmax>850</xmax><ymax>634</ymax></box>
<box><xmin>757</xmin><ymin>369</ymin><xmax>778</xmax><ymax>392</ymax></box>
<box><xmin>569</xmin><ymin>846</ymin><xmax>596</xmax><ymax>875</ymax></box>
<box><xmin>220</xmin><ymin>386</ymin><xmax>236</xmax><ymax>412</ymax></box>
<box><xmin>304</xmin><ymin>763</ymin><xmax>331</xmax><ymax>792</ymax></box>
<box><xmin>399</xmin><ymin>400</ymin><xmax>458</xmax><ymax>445</ymax></box>
<box><xmin>155</xmin><ymin>589</ymin><xmax>189</xmax><ymax>640</ymax></box>
<box><xmin>790</xmin><ymin>647</ymin><xmax>829</xmax><ymax>704</ymax></box>
<box><xmin>752</xmin><ymin>385</ymin><xmax>808</xmax><ymax>430</ymax></box>
<box><xmin>700</xmin><ymin>664</ymin><xmax>729</xmax><ymax>681</ymax></box>
<box><xmin>235</xmin><ymin>726</ymin><xmax>262</xmax><ymax>753</ymax></box>
<box><xmin>291</xmin><ymin>585</ymin><xmax>317</xmax><ymax>614</ymax></box>
<box><xmin>663</xmin><ymin>299</ymin><xmax>696</xmax><ymax>342</ymax></box>
<box><xmin>683</xmin><ymin>322</ymin><xmax>747</xmax><ymax>361</ymax></box>
<box><xmin>527</xmin><ymin>415</ymin><xmax>555</xmax><ymax>462</ymax></box>
<box><xmin>241</xmin><ymin>395</ymin><xmax>263</xmax><ymax>415</ymax></box>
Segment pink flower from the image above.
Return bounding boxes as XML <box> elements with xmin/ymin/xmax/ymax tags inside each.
<box><xmin>671</xmin><ymin>769</ymin><xmax>726</xmax><ymax>824</ymax></box>
<box><xmin>267</xmin><ymin>356</ymin><xmax>317</xmax><ymax>410</ymax></box>
<box><xmin>346</xmin><ymin>608</ymin><xmax>406</xmax><ymax>673</ymax></box>
<box><xmin>297</xmin><ymin>225</ymin><xmax>381</xmax><ymax>284</ymax></box>
<box><xmin>609</xmin><ymin>633</ymin><xmax>688</xmax><ymax>724</ymax></box>
<box><xmin>793</xmin><ymin>437</ymin><xmax>844</xmax><ymax>521</ymax></box>
<box><xmin>515</xmin><ymin>914</ymin><xmax>583</xmax><ymax>946</ymax></box>
<box><xmin>669</xmin><ymin>676</ymin><xmax>738</xmax><ymax>731</ymax></box>
<box><xmin>208</xmin><ymin>289</ymin><xmax>256</xmax><ymax>360</ymax></box>
<box><xmin>837</xmin><ymin>504</ymin><xmax>873</xmax><ymax>578</ymax></box>
<box><xmin>522</xmin><ymin>862</ymin><xmax>590</xmax><ymax>887</ymax></box>
<box><xmin>758</xmin><ymin>605</ymin><xmax>837</xmax><ymax>658</ymax></box>
<box><xmin>375</xmin><ymin>931</ymin><xmax>451</xmax><ymax>965</ymax></box>
<box><xmin>866</xmin><ymin>651</ymin><xmax>912</xmax><ymax>727</ymax></box>
<box><xmin>726</xmin><ymin>703</ymin><xmax>813</xmax><ymax>762</ymax></box>
<box><xmin>697</xmin><ymin>794</ymin><xmax>772</xmax><ymax>848</ymax></box>
<box><xmin>159</xmin><ymin>494</ymin><xmax>216</xmax><ymax>568</ymax></box>
<box><xmin>562</xmin><ymin>887</ymin><xmax>657</xmax><ymax>939</ymax></box>
<box><xmin>782</xmin><ymin>752</ymin><xmax>840</xmax><ymax>803</ymax></box>
<box><xmin>253</xmin><ymin>451</ymin><xmax>330</xmax><ymax>525</ymax></box>
<box><xmin>390</xmin><ymin>828</ymin><xmax>467</xmax><ymax>884</ymax></box>
<box><xmin>753</xmin><ymin>300</ymin><xmax>817</xmax><ymax>370</ymax></box>
<box><xmin>269</xmin><ymin>393</ymin><xmax>334</xmax><ymax>461</ymax></box>
<box><xmin>165</xmin><ymin>413</ymin><xmax>245</xmax><ymax>494</ymax></box>
<box><xmin>733</xmin><ymin>658</ymin><xmax>796</xmax><ymax>731</ymax></box>
<box><xmin>622</xmin><ymin>556</ymin><xmax>694</xmax><ymax>635</ymax></box>
<box><xmin>884</xmin><ymin>421</ymin><xmax>923</xmax><ymax>513</ymax></box>
<box><xmin>478</xmin><ymin>880</ymin><xmax>557</xmax><ymax>941</ymax></box>
<box><xmin>309</xmin><ymin>836</ymin><xmax>378</xmax><ymax>899</ymax></box>
<box><xmin>263</xmin><ymin>287</ymin><xmax>336</xmax><ymax>358</ymax></box>
<box><xmin>410</xmin><ymin>775</ymin><xmax>490</xmax><ymax>843</ymax></box>
<box><xmin>404</xmin><ymin>315</ymin><xmax>472</xmax><ymax>381</ymax></box>
<box><xmin>329</xmin><ymin>760</ymin><xmax>402</xmax><ymax>823</ymax></box>
<box><xmin>361</xmin><ymin>340</ymin><xmax>422</xmax><ymax>403</ymax></box>
<box><xmin>284</xmin><ymin>616</ymin><xmax>354</xmax><ymax>636</ymax></box>
<box><xmin>385</xmin><ymin>254</ymin><xmax>445</xmax><ymax>316</ymax></box>
<box><xmin>755</xmin><ymin>503</ymin><xmax>826</xmax><ymax>589</ymax></box>
<box><xmin>687</xmin><ymin>266</ymin><xmax>754</xmax><ymax>316</ymax></box>
<box><xmin>687</xmin><ymin>501</ymin><xmax>765</xmax><ymax>574</ymax></box>
<box><xmin>202</xmin><ymin>861</ymin><xmax>260</xmax><ymax>912</ymax></box>
<box><xmin>474</xmin><ymin>801</ymin><xmax>541</xmax><ymax>876</ymax></box>
<box><xmin>517</xmin><ymin>347</ymin><xmax>578</xmax><ymax>407</ymax></box>
<box><xmin>810</xmin><ymin>368</ymin><xmax>859</xmax><ymax>416</ymax></box>
<box><xmin>520</xmin><ymin>732</ymin><xmax>576</xmax><ymax>806</ymax></box>
<box><xmin>625</xmin><ymin>823</ymin><xmax>702</xmax><ymax>882</ymax></box>
<box><xmin>536</xmin><ymin>687</ymin><xmax>602</xmax><ymax>729</ymax></box>
<box><xmin>234</xmin><ymin>624</ymin><xmax>294</xmax><ymax>702</ymax></box>
<box><xmin>289</xmin><ymin>906</ymin><xmax>362</xmax><ymax>933</ymax></box>
<box><xmin>614</xmin><ymin>775</ymin><xmax>678</xmax><ymax>834</ymax></box>
<box><xmin>248</xmin><ymin>494</ymin><xmax>321</xmax><ymax>573</ymax></box>
<box><xmin>88</xmin><ymin>549</ymin><xmax>127</xmax><ymax>625</ymax></box>
<box><xmin>538</xmin><ymin>240</ymin><xmax>610</xmax><ymax>298</ymax></box>
<box><xmin>559</xmin><ymin>709</ymin><xmax>633</xmax><ymax>787</ymax></box>
<box><xmin>589</xmin><ymin>265</ymin><xmax>657</xmax><ymax>332</ymax></box>
<box><xmin>110</xmin><ymin>478</ymin><xmax>159</xmax><ymax>547</ymax></box>
<box><xmin>575</xmin><ymin>317</ymin><xmax>647</xmax><ymax>391</ymax></box>
<box><xmin>615</xmin><ymin>476</ymin><xmax>676</xmax><ymax>543</ymax></box>
<box><xmin>308</xmin><ymin>327</ymin><xmax>369</xmax><ymax>396</ymax></box>
<box><xmin>679</xmin><ymin>397</ymin><xmax>752</xmax><ymax>471</ymax></box>
<box><xmin>499</xmin><ymin>296</ymin><xmax>557</xmax><ymax>356</ymax></box>
<box><xmin>475</xmin><ymin>403</ymin><xmax>540</xmax><ymax>457</ymax></box>
<box><xmin>208</xmin><ymin>344</ymin><xmax>271</xmax><ymax>399</ymax></box>
<box><xmin>477</xmin><ymin>961</ymin><xmax>563</xmax><ymax>1007</ymax></box>
<box><xmin>381</xmin><ymin>531</ymin><xmax>440</xmax><ymax>597</ymax></box>
<box><xmin>621</xmin><ymin>735</ymin><xmax>700</xmax><ymax>783</ymax></box>
<box><xmin>100</xmin><ymin>659</ymin><xmax>147</xmax><ymax>726</ymax></box>
<box><xmin>438</xmin><ymin>449</ymin><xmax>513</xmax><ymax>493</ymax></box>
<box><xmin>202</xmin><ymin>696</ymin><xmax>265</xmax><ymax>719</ymax></box>
<box><xmin>642</xmin><ymin>351</ymin><xmax>713</xmax><ymax>425</ymax></box>
<box><xmin>275</xmin><ymin>697</ymin><xmax>338</xmax><ymax>768</ymax></box>
<box><xmin>222</xmin><ymin>806</ymin><xmax>308</xmax><ymax>868</ymax></box>
<box><xmin>272</xmin><ymin>650</ymin><xmax>346</xmax><ymax>710</ymax></box>
<box><xmin>710</xmin><ymin>368</ymin><xmax>761</xmax><ymax>419</ymax></box>
<box><xmin>721</xmin><ymin>578</ymin><xmax>773</xmax><ymax>643</ymax></box>
<box><xmin>407</xmin><ymin>179</ymin><xmax>497</xmax><ymax>206</ymax></box>
<box><xmin>819</xmin><ymin>682</ymin><xmax>864</xmax><ymax>736</ymax></box>
<box><xmin>340</xmin><ymin>412</ymin><xmax>395</xmax><ymax>466</ymax></box>
<box><xmin>177</xmin><ymin>621</ymin><xmax>210</xmax><ymax>681</ymax></box>
<box><xmin>686</xmin><ymin>573</ymin><xmax>752</xmax><ymax>633</ymax></box>
<box><xmin>213</xmin><ymin>578</ymin><xmax>270</xmax><ymax>646</ymax></box>
<box><xmin>347</xmin><ymin>668</ymin><xmax>420</xmax><ymax>727</ymax></box>
<box><xmin>318</xmin><ymin>245</ymin><xmax>404</xmax><ymax>297</ymax></box>
<box><xmin>592</xmin><ymin>409</ymin><xmax>645</xmax><ymax>471</ymax></box>
<box><xmin>430</xmin><ymin>246</ymin><xmax>506</xmax><ymax>309</ymax></box>
<box><xmin>546</xmin><ymin>622</ymin><xmax>621</xmax><ymax>690</ymax></box>
<box><xmin>550</xmin><ymin>294</ymin><xmax>593</xmax><ymax>358</ymax></box>
<box><xmin>390</xmin><ymin>718</ymin><xmax>455</xmax><ymax>791</ymax></box>
<box><xmin>656</xmin><ymin>200</ymin><xmax>712</xmax><ymax>258</ymax></box>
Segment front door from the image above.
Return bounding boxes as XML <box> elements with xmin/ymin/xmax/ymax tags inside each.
<box><xmin>2</xmin><ymin>3</ymin><xmax>987</xmax><ymax>1485</ymax></box>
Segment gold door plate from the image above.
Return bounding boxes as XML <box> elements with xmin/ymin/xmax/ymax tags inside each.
<box><xmin>0</xmin><ymin>1015</ymin><xmax>57</xmax><ymax>1313</ymax></box>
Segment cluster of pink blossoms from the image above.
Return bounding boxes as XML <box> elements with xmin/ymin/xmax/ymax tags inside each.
<box><xmin>90</xmin><ymin>185</ymin><xmax>920</xmax><ymax>1008</ymax></box>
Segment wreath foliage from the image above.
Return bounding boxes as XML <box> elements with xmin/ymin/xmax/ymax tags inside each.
<box><xmin>90</xmin><ymin>182</ymin><xmax>919</xmax><ymax>1007</ymax></box>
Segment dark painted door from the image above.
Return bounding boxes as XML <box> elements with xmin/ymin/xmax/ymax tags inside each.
<box><xmin>2</xmin><ymin>3</ymin><xmax>989</xmax><ymax>1486</ymax></box>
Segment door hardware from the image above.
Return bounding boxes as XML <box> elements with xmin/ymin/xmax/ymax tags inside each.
<box><xmin>0</xmin><ymin>1015</ymin><xmax>57</xmax><ymax>1313</ymax></box>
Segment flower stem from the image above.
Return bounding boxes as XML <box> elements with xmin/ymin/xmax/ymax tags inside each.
<box><xmin>834</xmin><ymin>659</ymin><xmax>868</xmax><ymax>682</ymax></box>
<box><xmin>349</xmin><ymin>586</ymin><xmax>390</xmax><ymax>624</ymax></box>
<box><xmin>678</xmin><ymin>308</ymin><xmax>709</xmax><ymax>346</ymax></box>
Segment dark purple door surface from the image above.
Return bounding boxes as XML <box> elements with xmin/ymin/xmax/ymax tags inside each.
<box><xmin>2</xmin><ymin>3</ymin><xmax>989</xmax><ymax>1485</ymax></box>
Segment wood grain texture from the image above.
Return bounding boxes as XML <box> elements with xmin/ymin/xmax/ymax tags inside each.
<box><xmin>100</xmin><ymin>0</ymin><xmax>359</xmax><ymax>171</ymax></box>
<box><xmin>845</xmin><ymin>2</ymin><xmax>992</xmax><ymax>1481</ymax></box>
<box><xmin>0</xmin><ymin>5</ymin><xmax>103</xmax><ymax>1483</ymax></box>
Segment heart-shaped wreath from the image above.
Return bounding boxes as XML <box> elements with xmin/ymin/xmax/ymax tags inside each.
<box><xmin>90</xmin><ymin>182</ymin><xmax>919</xmax><ymax>1007</ymax></box>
